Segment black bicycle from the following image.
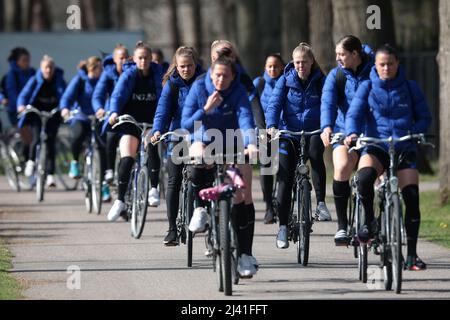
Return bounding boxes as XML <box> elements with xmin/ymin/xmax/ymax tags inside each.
<box><xmin>351</xmin><ymin>133</ymin><xmax>434</xmax><ymax>294</ymax></box>
<box><xmin>271</xmin><ymin>129</ymin><xmax>322</xmax><ymax>266</ymax></box>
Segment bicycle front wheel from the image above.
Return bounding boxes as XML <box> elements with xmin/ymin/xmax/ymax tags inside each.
<box><xmin>185</xmin><ymin>181</ymin><xmax>194</xmax><ymax>268</ymax></box>
<box><xmin>131</xmin><ymin>166</ymin><xmax>149</xmax><ymax>239</ymax></box>
<box><xmin>36</xmin><ymin>143</ymin><xmax>46</xmax><ymax>202</ymax></box>
<box><xmin>0</xmin><ymin>140</ymin><xmax>20</xmax><ymax>192</ymax></box>
<box><xmin>297</xmin><ymin>179</ymin><xmax>311</xmax><ymax>266</ymax></box>
<box><xmin>55</xmin><ymin>137</ymin><xmax>79</xmax><ymax>191</ymax></box>
<box><xmin>92</xmin><ymin>147</ymin><xmax>103</xmax><ymax>215</ymax></box>
<box><xmin>391</xmin><ymin>193</ymin><xmax>403</xmax><ymax>294</ymax></box>
<box><xmin>219</xmin><ymin>199</ymin><xmax>232</xmax><ymax>296</ymax></box>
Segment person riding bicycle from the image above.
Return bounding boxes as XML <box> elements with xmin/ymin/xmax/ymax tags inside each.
<box><xmin>181</xmin><ymin>56</ymin><xmax>259</xmax><ymax>278</ymax></box>
<box><xmin>92</xmin><ymin>44</ymin><xmax>129</xmax><ymax>198</ymax></box>
<box><xmin>151</xmin><ymin>48</ymin><xmax>170</xmax><ymax>75</ymax></box>
<box><xmin>320</xmin><ymin>35</ymin><xmax>375</xmax><ymax>245</ymax></box>
<box><xmin>266</xmin><ymin>43</ymin><xmax>330</xmax><ymax>250</ymax></box>
<box><xmin>106</xmin><ymin>41</ymin><xmax>163</xmax><ymax>222</ymax></box>
<box><xmin>150</xmin><ymin>46</ymin><xmax>204</xmax><ymax>246</ymax></box>
<box><xmin>17</xmin><ymin>55</ymin><xmax>66</xmax><ymax>188</ymax></box>
<box><xmin>251</xmin><ymin>53</ymin><xmax>285</xmax><ymax>224</ymax></box>
<box><xmin>1</xmin><ymin>47</ymin><xmax>36</xmax><ymax>165</ymax></box>
<box><xmin>344</xmin><ymin>44</ymin><xmax>432</xmax><ymax>271</ymax></box>
<box><xmin>60</xmin><ymin>57</ymin><xmax>109</xmax><ymax>199</ymax></box>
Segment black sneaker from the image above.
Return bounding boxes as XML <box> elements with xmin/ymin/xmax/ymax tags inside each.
<box><xmin>264</xmin><ymin>206</ymin><xmax>276</xmax><ymax>224</ymax></box>
<box><xmin>406</xmin><ymin>255</ymin><xmax>427</xmax><ymax>271</ymax></box>
<box><xmin>164</xmin><ymin>229</ymin><xmax>178</xmax><ymax>246</ymax></box>
<box><xmin>357</xmin><ymin>225</ymin><xmax>370</xmax><ymax>243</ymax></box>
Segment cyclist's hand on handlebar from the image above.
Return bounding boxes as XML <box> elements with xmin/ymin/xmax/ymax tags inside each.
<box><xmin>61</xmin><ymin>108</ymin><xmax>70</xmax><ymax>121</ymax></box>
<box><xmin>345</xmin><ymin>134</ymin><xmax>358</xmax><ymax>148</ymax></box>
<box><xmin>109</xmin><ymin>113</ymin><xmax>118</xmax><ymax>126</ymax></box>
<box><xmin>246</xmin><ymin>144</ymin><xmax>259</xmax><ymax>161</ymax></box>
<box><xmin>321</xmin><ymin>127</ymin><xmax>333</xmax><ymax>148</ymax></box>
<box><xmin>267</xmin><ymin>127</ymin><xmax>278</xmax><ymax>138</ymax></box>
<box><xmin>96</xmin><ymin>108</ymin><xmax>106</xmax><ymax>120</ymax></box>
<box><xmin>150</xmin><ymin>131</ymin><xmax>161</xmax><ymax>144</ymax></box>
<box><xmin>18</xmin><ymin>105</ymin><xmax>26</xmax><ymax>114</ymax></box>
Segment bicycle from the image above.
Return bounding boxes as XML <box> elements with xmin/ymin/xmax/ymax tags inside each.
<box><xmin>271</xmin><ymin>129</ymin><xmax>322</xmax><ymax>266</ymax></box>
<box><xmin>18</xmin><ymin>105</ymin><xmax>59</xmax><ymax>202</ymax></box>
<box><xmin>330</xmin><ymin>133</ymin><xmax>369</xmax><ymax>283</ymax></box>
<box><xmin>66</xmin><ymin>111</ymin><xmax>104</xmax><ymax>215</ymax></box>
<box><xmin>349</xmin><ymin>133</ymin><xmax>434</xmax><ymax>294</ymax></box>
<box><xmin>185</xmin><ymin>153</ymin><xmax>246</xmax><ymax>296</ymax></box>
<box><xmin>112</xmin><ymin>115</ymin><xmax>152</xmax><ymax>239</ymax></box>
<box><xmin>0</xmin><ymin>106</ymin><xmax>21</xmax><ymax>192</ymax></box>
<box><xmin>154</xmin><ymin>131</ymin><xmax>194</xmax><ymax>267</ymax></box>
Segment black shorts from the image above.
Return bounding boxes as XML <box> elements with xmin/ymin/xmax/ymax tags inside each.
<box><xmin>364</xmin><ymin>146</ymin><xmax>418</xmax><ymax>171</ymax></box>
<box><xmin>112</xmin><ymin>122</ymin><xmax>141</xmax><ymax>141</ymax></box>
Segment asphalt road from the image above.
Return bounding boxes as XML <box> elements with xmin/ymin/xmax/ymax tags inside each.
<box><xmin>0</xmin><ymin>178</ymin><xmax>449</xmax><ymax>300</ymax></box>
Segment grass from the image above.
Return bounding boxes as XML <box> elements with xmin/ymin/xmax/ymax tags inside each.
<box><xmin>419</xmin><ymin>191</ymin><xmax>450</xmax><ymax>248</ymax></box>
<box><xmin>0</xmin><ymin>239</ymin><xmax>21</xmax><ymax>300</ymax></box>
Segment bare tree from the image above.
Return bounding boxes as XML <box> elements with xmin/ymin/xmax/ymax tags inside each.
<box><xmin>438</xmin><ymin>0</ymin><xmax>450</xmax><ymax>204</ymax></box>
<box><xmin>168</xmin><ymin>0</ymin><xmax>181</xmax><ymax>52</ymax></box>
<box><xmin>236</xmin><ymin>0</ymin><xmax>260</xmax><ymax>76</ymax></box>
<box><xmin>191</xmin><ymin>0</ymin><xmax>203</xmax><ymax>56</ymax></box>
<box><xmin>308</xmin><ymin>0</ymin><xmax>335</xmax><ymax>72</ymax></box>
<box><xmin>28</xmin><ymin>0</ymin><xmax>52</xmax><ymax>31</ymax></box>
<box><xmin>332</xmin><ymin>0</ymin><xmax>396</xmax><ymax>48</ymax></box>
<box><xmin>281</xmin><ymin>0</ymin><xmax>309</xmax><ymax>61</ymax></box>
<box><xmin>257</xmin><ymin>0</ymin><xmax>282</xmax><ymax>63</ymax></box>
<box><xmin>0</xmin><ymin>0</ymin><xmax>4</xmax><ymax>31</ymax></box>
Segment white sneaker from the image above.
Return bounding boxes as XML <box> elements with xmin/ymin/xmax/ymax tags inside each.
<box><xmin>248</xmin><ymin>255</ymin><xmax>259</xmax><ymax>270</ymax></box>
<box><xmin>104</xmin><ymin>169</ymin><xmax>114</xmax><ymax>183</ymax></box>
<box><xmin>316</xmin><ymin>202</ymin><xmax>332</xmax><ymax>221</ymax></box>
<box><xmin>107</xmin><ymin>200</ymin><xmax>127</xmax><ymax>222</ymax></box>
<box><xmin>46</xmin><ymin>174</ymin><xmax>56</xmax><ymax>188</ymax></box>
<box><xmin>188</xmin><ymin>207</ymin><xmax>210</xmax><ymax>233</ymax></box>
<box><xmin>276</xmin><ymin>225</ymin><xmax>289</xmax><ymax>249</ymax></box>
<box><xmin>237</xmin><ymin>254</ymin><xmax>257</xmax><ymax>278</ymax></box>
<box><xmin>148</xmin><ymin>187</ymin><xmax>160</xmax><ymax>207</ymax></box>
<box><xmin>24</xmin><ymin>160</ymin><xmax>35</xmax><ymax>177</ymax></box>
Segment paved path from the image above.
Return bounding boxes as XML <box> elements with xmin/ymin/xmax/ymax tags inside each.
<box><xmin>0</xmin><ymin>179</ymin><xmax>449</xmax><ymax>300</ymax></box>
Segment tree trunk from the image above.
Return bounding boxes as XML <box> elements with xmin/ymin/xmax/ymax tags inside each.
<box><xmin>257</xmin><ymin>0</ymin><xmax>282</xmax><ymax>67</ymax></box>
<box><xmin>438</xmin><ymin>0</ymin><xmax>450</xmax><ymax>204</ymax></box>
<box><xmin>111</xmin><ymin>0</ymin><xmax>125</xmax><ymax>29</ymax></box>
<box><xmin>191</xmin><ymin>0</ymin><xmax>203</xmax><ymax>57</ymax></box>
<box><xmin>281</xmin><ymin>0</ymin><xmax>309</xmax><ymax>61</ymax></box>
<box><xmin>168</xmin><ymin>0</ymin><xmax>181</xmax><ymax>52</ymax></box>
<box><xmin>332</xmin><ymin>0</ymin><xmax>396</xmax><ymax>49</ymax></box>
<box><xmin>308</xmin><ymin>0</ymin><xmax>335</xmax><ymax>72</ymax></box>
<box><xmin>0</xmin><ymin>0</ymin><xmax>4</xmax><ymax>31</ymax></box>
<box><xmin>28</xmin><ymin>0</ymin><xmax>52</xmax><ymax>31</ymax></box>
<box><xmin>13</xmin><ymin>0</ymin><xmax>22</xmax><ymax>31</ymax></box>
<box><xmin>80</xmin><ymin>0</ymin><xmax>97</xmax><ymax>30</ymax></box>
<box><xmin>94</xmin><ymin>0</ymin><xmax>112</xmax><ymax>29</ymax></box>
<box><xmin>236</xmin><ymin>0</ymin><xmax>260</xmax><ymax>77</ymax></box>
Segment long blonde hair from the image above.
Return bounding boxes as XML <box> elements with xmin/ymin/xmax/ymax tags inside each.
<box><xmin>163</xmin><ymin>46</ymin><xmax>199</xmax><ymax>86</ymax></box>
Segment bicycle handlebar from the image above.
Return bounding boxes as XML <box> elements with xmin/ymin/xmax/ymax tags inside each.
<box><xmin>152</xmin><ymin>131</ymin><xmax>189</xmax><ymax>146</ymax></box>
<box><xmin>349</xmin><ymin>133</ymin><xmax>435</xmax><ymax>153</ymax></box>
<box><xmin>112</xmin><ymin>114</ymin><xmax>152</xmax><ymax>133</ymax></box>
<box><xmin>19</xmin><ymin>105</ymin><xmax>59</xmax><ymax>119</ymax></box>
<box><xmin>270</xmin><ymin>129</ymin><xmax>322</xmax><ymax>142</ymax></box>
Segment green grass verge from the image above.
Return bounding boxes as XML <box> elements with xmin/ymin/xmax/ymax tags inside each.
<box><xmin>420</xmin><ymin>191</ymin><xmax>450</xmax><ymax>248</ymax></box>
<box><xmin>0</xmin><ymin>239</ymin><xmax>21</xmax><ymax>300</ymax></box>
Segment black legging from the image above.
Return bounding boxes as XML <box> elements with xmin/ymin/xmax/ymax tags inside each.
<box><xmin>70</xmin><ymin>120</ymin><xmax>90</xmax><ymax>162</ymax></box>
<box><xmin>277</xmin><ymin>135</ymin><xmax>326</xmax><ymax>226</ymax></box>
<box><xmin>260</xmin><ymin>140</ymin><xmax>274</xmax><ymax>209</ymax></box>
<box><xmin>166</xmin><ymin>156</ymin><xmax>183</xmax><ymax>230</ymax></box>
<box><xmin>106</xmin><ymin>131</ymin><xmax>120</xmax><ymax>172</ymax></box>
<box><xmin>147</xmin><ymin>142</ymin><xmax>160</xmax><ymax>189</ymax></box>
<box><xmin>28</xmin><ymin>114</ymin><xmax>60</xmax><ymax>175</ymax></box>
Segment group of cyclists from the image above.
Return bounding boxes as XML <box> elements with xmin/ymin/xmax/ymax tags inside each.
<box><xmin>0</xmin><ymin>33</ymin><xmax>431</xmax><ymax>281</ymax></box>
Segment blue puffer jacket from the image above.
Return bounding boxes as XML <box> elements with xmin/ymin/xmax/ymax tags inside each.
<box><xmin>91</xmin><ymin>55</ymin><xmax>121</xmax><ymax>113</ymax></box>
<box><xmin>345</xmin><ymin>66</ymin><xmax>432</xmax><ymax>153</ymax></box>
<box><xmin>320</xmin><ymin>50</ymin><xmax>374</xmax><ymax>133</ymax></box>
<box><xmin>109</xmin><ymin>61</ymin><xmax>162</xmax><ymax>115</ymax></box>
<box><xmin>3</xmin><ymin>61</ymin><xmax>36</xmax><ymax>113</ymax></box>
<box><xmin>252</xmin><ymin>71</ymin><xmax>280</xmax><ymax>113</ymax></box>
<box><xmin>17</xmin><ymin>67</ymin><xmax>66</xmax><ymax>128</ymax></box>
<box><xmin>60</xmin><ymin>68</ymin><xmax>99</xmax><ymax>123</ymax></box>
<box><xmin>181</xmin><ymin>69</ymin><xmax>256</xmax><ymax>147</ymax></box>
<box><xmin>152</xmin><ymin>66</ymin><xmax>204</xmax><ymax>136</ymax></box>
<box><xmin>266</xmin><ymin>63</ymin><xmax>325</xmax><ymax>132</ymax></box>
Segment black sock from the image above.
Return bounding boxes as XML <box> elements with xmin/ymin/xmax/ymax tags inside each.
<box><xmin>402</xmin><ymin>185</ymin><xmax>420</xmax><ymax>257</ymax></box>
<box><xmin>333</xmin><ymin>180</ymin><xmax>351</xmax><ymax>231</ymax></box>
<box><xmin>357</xmin><ymin>167</ymin><xmax>378</xmax><ymax>226</ymax></box>
<box><xmin>117</xmin><ymin>157</ymin><xmax>135</xmax><ymax>202</ymax></box>
<box><xmin>246</xmin><ymin>203</ymin><xmax>255</xmax><ymax>256</ymax></box>
<box><xmin>234</xmin><ymin>202</ymin><xmax>249</xmax><ymax>256</ymax></box>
